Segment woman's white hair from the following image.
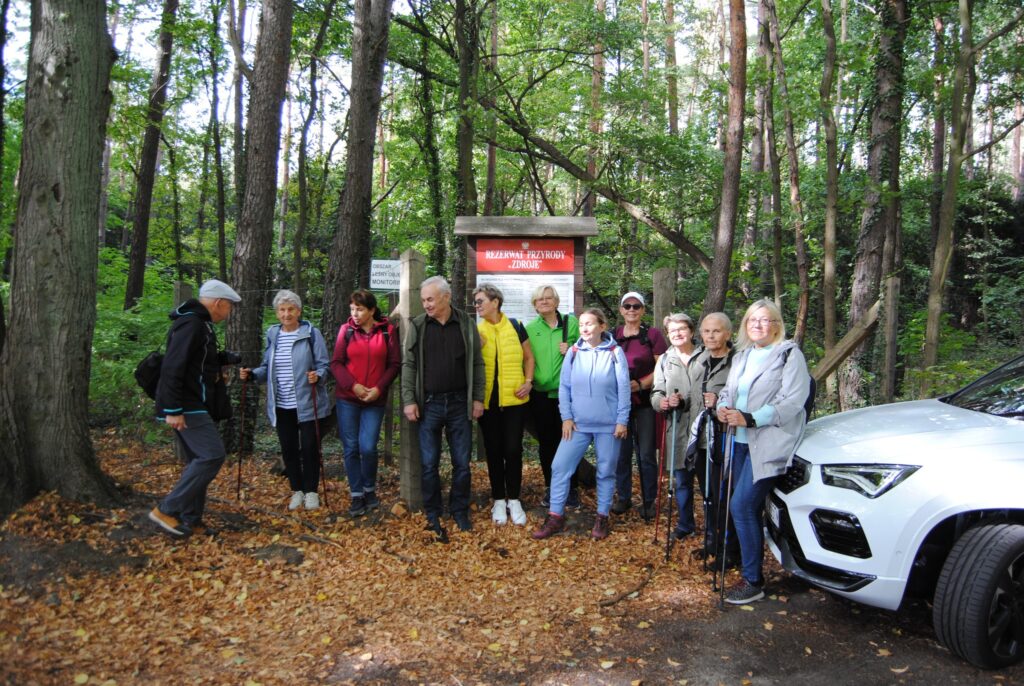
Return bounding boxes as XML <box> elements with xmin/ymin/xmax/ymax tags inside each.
<box><xmin>272</xmin><ymin>289</ymin><xmax>302</xmax><ymax>310</ymax></box>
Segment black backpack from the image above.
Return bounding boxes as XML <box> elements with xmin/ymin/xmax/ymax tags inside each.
<box><xmin>134</xmin><ymin>350</ymin><xmax>163</xmax><ymax>399</ymax></box>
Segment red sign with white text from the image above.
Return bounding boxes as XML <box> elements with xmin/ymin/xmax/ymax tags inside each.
<box><xmin>476</xmin><ymin>238</ymin><xmax>574</xmax><ymax>273</ymax></box>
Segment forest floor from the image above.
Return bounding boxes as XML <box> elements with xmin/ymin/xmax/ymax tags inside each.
<box><xmin>1</xmin><ymin>431</ymin><xmax>1022</xmax><ymax>685</ymax></box>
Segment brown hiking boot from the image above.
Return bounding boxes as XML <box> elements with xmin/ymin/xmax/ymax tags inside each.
<box><xmin>532</xmin><ymin>513</ymin><xmax>566</xmax><ymax>540</ymax></box>
<box><xmin>591</xmin><ymin>514</ymin><xmax>610</xmax><ymax>540</ymax></box>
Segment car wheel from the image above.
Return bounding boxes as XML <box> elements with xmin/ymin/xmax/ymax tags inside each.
<box><xmin>933</xmin><ymin>522</ymin><xmax>1024</xmax><ymax>669</ymax></box>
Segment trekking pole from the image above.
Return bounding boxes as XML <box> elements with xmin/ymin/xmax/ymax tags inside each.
<box><xmin>718</xmin><ymin>426</ymin><xmax>736</xmax><ymax>608</ymax></box>
<box><xmin>702</xmin><ymin>410</ymin><xmax>713</xmax><ymax>573</ymax></box>
<box><xmin>237</xmin><ymin>377</ymin><xmax>249</xmax><ymax>501</ymax></box>
<box><xmin>653</xmin><ymin>412</ymin><xmax>667</xmax><ymax>545</ymax></box>
<box><xmin>664</xmin><ymin>389</ymin><xmax>680</xmax><ymax>561</ymax></box>
<box><xmin>310</xmin><ymin>372</ymin><xmax>328</xmax><ymax>509</ymax></box>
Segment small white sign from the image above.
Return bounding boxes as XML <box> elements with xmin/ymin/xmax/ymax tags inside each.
<box><xmin>370</xmin><ymin>259</ymin><xmax>401</xmax><ymax>291</ymax></box>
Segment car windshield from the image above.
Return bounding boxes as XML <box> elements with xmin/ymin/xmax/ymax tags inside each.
<box><xmin>941</xmin><ymin>355</ymin><xmax>1024</xmax><ymax>419</ymax></box>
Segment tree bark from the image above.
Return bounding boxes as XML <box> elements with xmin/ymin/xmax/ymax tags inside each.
<box><xmin>226</xmin><ymin>0</ymin><xmax>294</xmax><ymax>365</ymax></box>
<box><xmin>702</xmin><ymin>0</ymin><xmax>746</xmax><ymax>317</ymax></box>
<box><xmin>1014</xmin><ymin>101</ymin><xmax>1023</xmax><ymax>203</ymax></box>
<box><xmin>764</xmin><ymin>63</ymin><xmax>785</xmax><ymax>307</ymax></box>
<box><xmin>820</xmin><ymin>0</ymin><xmax>839</xmax><ymax>359</ymax></box>
<box><xmin>583</xmin><ymin>0</ymin><xmax>604</xmax><ymax>218</ymax></box>
<box><xmin>765</xmin><ymin>0</ymin><xmax>810</xmax><ymax>345</ymax></box>
<box><xmin>0</xmin><ymin>0</ymin><xmax>118</xmax><ymax>518</ymax></box>
<box><xmin>231</xmin><ymin>0</ymin><xmax>248</xmax><ymax>220</ymax></box>
<box><xmin>929</xmin><ymin>16</ymin><xmax>946</xmax><ymax>254</ymax></box>
<box><xmin>296</xmin><ymin>0</ymin><xmax>337</xmax><ymax>302</ymax></box>
<box><xmin>322</xmin><ymin>0</ymin><xmax>394</xmax><ymax>340</ymax></box>
<box><xmin>210</xmin><ymin>1</ymin><xmax>228</xmax><ymax>281</ymax></box>
<box><xmin>417</xmin><ymin>33</ymin><xmax>447</xmax><ymax>275</ymax></box>
<box><xmin>123</xmin><ymin>0</ymin><xmax>179</xmax><ymax>309</ymax></box>
<box><xmin>665</xmin><ymin>0</ymin><xmax>678</xmax><ymax>135</ymax></box>
<box><xmin>839</xmin><ymin>0</ymin><xmax>907</xmax><ymax>409</ymax></box>
<box><xmin>483</xmin><ymin>0</ymin><xmax>498</xmax><ymax>216</ymax></box>
<box><xmin>451</xmin><ymin>0</ymin><xmax>478</xmax><ymax>303</ymax></box>
<box><xmin>739</xmin><ymin>0</ymin><xmax>769</xmax><ymax>299</ymax></box>
<box><xmin>166</xmin><ymin>139</ymin><xmax>183</xmax><ymax>280</ymax></box>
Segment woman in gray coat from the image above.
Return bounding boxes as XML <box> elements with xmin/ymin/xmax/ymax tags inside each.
<box><xmin>716</xmin><ymin>299</ymin><xmax>810</xmax><ymax>604</ymax></box>
<box><xmin>240</xmin><ymin>290</ymin><xmax>332</xmax><ymax>510</ymax></box>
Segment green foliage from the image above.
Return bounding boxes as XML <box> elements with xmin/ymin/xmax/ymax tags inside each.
<box><xmin>90</xmin><ymin>249</ymin><xmax>178</xmax><ymax>436</ymax></box>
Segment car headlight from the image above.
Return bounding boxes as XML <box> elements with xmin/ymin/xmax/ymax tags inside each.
<box><xmin>821</xmin><ymin>464</ymin><xmax>919</xmax><ymax>498</ymax></box>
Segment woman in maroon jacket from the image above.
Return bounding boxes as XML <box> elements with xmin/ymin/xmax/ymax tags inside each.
<box><xmin>331</xmin><ymin>290</ymin><xmax>400</xmax><ymax>517</ymax></box>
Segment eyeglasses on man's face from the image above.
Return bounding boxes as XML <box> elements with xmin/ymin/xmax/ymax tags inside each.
<box><xmin>621</xmin><ymin>303</ymin><xmax>644</xmax><ymax>311</ymax></box>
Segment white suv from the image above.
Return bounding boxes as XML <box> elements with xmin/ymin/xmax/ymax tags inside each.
<box><xmin>767</xmin><ymin>354</ymin><xmax>1024</xmax><ymax>669</ymax></box>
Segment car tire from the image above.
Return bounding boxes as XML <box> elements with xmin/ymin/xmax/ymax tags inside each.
<box><xmin>932</xmin><ymin>522</ymin><xmax>1024</xmax><ymax>669</ymax></box>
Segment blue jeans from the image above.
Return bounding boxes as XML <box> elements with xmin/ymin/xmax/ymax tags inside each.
<box><xmin>729</xmin><ymin>441</ymin><xmax>776</xmax><ymax>586</ymax></box>
<box><xmin>418</xmin><ymin>392</ymin><xmax>473</xmax><ymax>521</ymax></box>
<box><xmin>550</xmin><ymin>430</ymin><xmax>621</xmax><ymax>516</ymax></box>
<box><xmin>615</xmin><ymin>404</ymin><xmax>658</xmax><ymax>506</ymax></box>
<box><xmin>673</xmin><ymin>467</ymin><xmax>696</xmax><ymax>534</ymax></box>
<box><xmin>337</xmin><ymin>400</ymin><xmax>386</xmax><ymax>497</ymax></box>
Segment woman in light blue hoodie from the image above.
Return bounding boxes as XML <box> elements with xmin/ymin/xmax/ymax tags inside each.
<box><xmin>533</xmin><ymin>308</ymin><xmax>631</xmax><ymax>540</ymax></box>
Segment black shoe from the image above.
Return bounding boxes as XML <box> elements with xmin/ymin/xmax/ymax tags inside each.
<box><xmin>453</xmin><ymin>512</ymin><xmax>472</xmax><ymax>532</ymax></box>
<box><xmin>671</xmin><ymin>528</ymin><xmax>694</xmax><ymax>541</ymax></box>
<box><xmin>724</xmin><ymin>579</ymin><xmax>765</xmax><ymax>605</ymax></box>
<box><xmin>611</xmin><ymin>497</ymin><xmax>632</xmax><ymax>515</ymax></box>
<box><xmin>641</xmin><ymin>502</ymin><xmax>657</xmax><ymax>522</ymax></box>
<box><xmin>364</xmin><ymin>491</ymin><xmax>380</xmax><ymax>510</ymax></box>
<box><xmin>425</xmin><ymin>519</ymin><xmax>449</xmax><ymax>543</ymax></box>
<box><xmin>348</xmin><ymin>496</ymin><xmax>367</xmax><ymax>517</ymax></box>
<box><xmin>566</xmin><ymin>489</ymin><xmax>581</xmax><ymax>510</ymax></box>
<box><xmin>181</xmin><ymin>521</ymin><xmax>216</xmax><ymax>537</ymax></box>
<box><xmin>540</xmin><ymin>489</ymin><xmax>550</xmax><ymax>509</ymax></box>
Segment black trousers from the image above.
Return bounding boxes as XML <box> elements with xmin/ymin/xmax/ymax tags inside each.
<box><xmin>275</xmin><ymin>408</ymin><xmax>322</xmax><ymax>493</ymax></box>
<box><xmin>530</xmin><ymin>390</ymin><xmax>581</xmax><ymax>492</ymax></box>
<box><xmin>479</xmin><ymin>403</ymin><xmax>527</xmax><ymax>500</ymax></box>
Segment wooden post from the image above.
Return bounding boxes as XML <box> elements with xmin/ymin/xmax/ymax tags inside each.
<box><xmin>398</xmin><ymin>249</ymin><xmax>425</xmax><ymax>511</ymax></box>
<box><xmin>652</xmin><ymin>267</ymin><xmax>675</xmax><ymax>332</ymax></box>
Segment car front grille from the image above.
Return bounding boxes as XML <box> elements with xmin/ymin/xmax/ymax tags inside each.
<box><xmin>810</xmin><ymin>509</ymin><xmax>872</xmax><ymax>559</ymax></box>
<box><xmin>776</xmin><ymin>456</ymin><xmax>811</xmax><ymax>494</ymax></box>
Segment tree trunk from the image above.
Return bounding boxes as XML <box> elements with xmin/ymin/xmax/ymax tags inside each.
<box><xmin>1013</xmin><ymin>101</ymin><xmax>1022</xmax><ymax>203</ymax></box>
<box><xmin>96</xmin><ymin>0</ymin><xmax>114</xmax><ymax>246</ymax></box>
<box><xmin>322</xmin><ymin>0</ymin><xmax>393</xmax><ymax>340</ymax></box>
<box><xmin>765</xmin><ymin>0</ymin><xmax>810</xmax><ymax>345</ymax></box>
<box><xmin>665</xmin><ymin>0</ymin><xmax>678</xmax><ymax>135</ymax></box>
<box><xmin>739</xmin><ymin>0</ymin><xmax>769</xmax><ymax>299</ymax></box>
<box><xmin>929</xmin><ymin>16</ymin><xmax>945</xmax><ymax>253</ymax></box>
<box><xmin>124</xmin><ymin>0</ymin><xmax>179</xmax><ymax>309</ymax></box>
<box><xmin>483</xmin><ymin>0</ymin><xmax>498</xmax><ymax>216</ymax></box>
<box><xmin>226</xmin><ymin>0</ymin><xmax>294</xmax><ymax>366</ymax></box>
<box><xmin>231</xmin><ymin>0</ymin><xmax>248</xmax><ymax>220</ymax></box>
<box><xmin>210</xmin><ymin>1</ymin><xmax>228</xmax><ymax>281</ymax></box>
<box><xmin>584</xmin><ymin>0</ymin><xmax>604</xmax><ymax>218</ymax></box>
<box><xmin>820</xmin><ymin>0</ymin><xmax>839</xmax><ymax>360</ymax></box>
<box><xmin>418</xmin><ymin>33</ymin><xmax>447</xmax><ymax>276</ymax></box>
<box><xmin>839</xmin><ymin>0</ymin><xmax>907</xmax><ymax>409</ymax></box>
<box><xmin>764</xmin><ymin>66</ymin><xmax>785</xmax><ymax>307</ymax></box>
<box><xmin>166</xmin><ymin>140</ymin><xmax>183</xmax><ymax>281</ymax></box>
<box><xmin>0</xmin><ymin>0</ymin><xmax>118</xmax><ymax>518</ymax></box>
<box><xmin>195</xmin><ymin>116</ymin><xmax>212</xmax><ymax>284</ymax></box>
<box><xmin>277</xmin><ymin>98</ymin><xmax>292</xmax><ymax>251</ymax></box>
<box><xmin>702</xmin><ymin>0</ymin><xmax>746</xmax><ymax>317</ymax></box>
<box><xmin>451</xmin><ymin>0</ymin><xmax>479</xmax><ymax>303</ymax></box>
<box><xmin>296</xmin><ymin>0</ymin><xmax>337</xmax><ymax>302</ymax></box>
<box><xmin>880</xmin><ymin>197</ymin><xmax>902</xmax><ymax>402</ymax></box>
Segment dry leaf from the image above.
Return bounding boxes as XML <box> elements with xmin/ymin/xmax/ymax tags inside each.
<box><xmin>763</xmin><ymin>621</ymin><xmax>773</xmax><ymax>631</ymax></box>
<box><xmin>877</xmin><ymin>648</ymin><xmax>891</xmax><ymax>657</ymax></box>
<box><xmin>74</xmin><ymin>675</ymin><xmax>89</xmax><ymax>685</ymax></box>
<box><xmin>890</xmin><ymin>666</ymin><xmax>909</xmax><ymax>674</ymax></box>
<box><xmin>804</xmin><ymin>647</ymin><xmax>813</xmax><ymax>655</ymax></box>
<box><xmin>600</xmin><ymin>660</ymin><xmax>615</xmax><ymax>669</ymax></box>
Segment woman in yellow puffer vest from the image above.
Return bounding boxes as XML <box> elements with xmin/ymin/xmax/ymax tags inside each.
<box><xmin>474</xmin><ymin>284</ymin><xmax>535</xmax><ymax>526</ymax></box>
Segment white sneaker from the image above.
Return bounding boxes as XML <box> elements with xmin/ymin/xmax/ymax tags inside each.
<box><xmin>507</xmin><ymin>499</ymin><xmax>527</xmax><ymax>526</ymax></box>
<box><xmin>491</xmin><ymin>499</ymin><xmax>508</xmax><ymax>525</ymax></box>
<box><xmin>304</xmin><ymin>492</ymin><xmax>320</xmax><ymax>510</ymax></box>
<box><xmin>288</xmin><ymin>491</ymin><xmax>304</xmax><ymax>511</ymax></box>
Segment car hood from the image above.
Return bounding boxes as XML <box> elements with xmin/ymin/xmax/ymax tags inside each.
<box><xmin>797</xmin><ymin>399</ymin><xmax>1024</xmax><ymax>464</ymax></box>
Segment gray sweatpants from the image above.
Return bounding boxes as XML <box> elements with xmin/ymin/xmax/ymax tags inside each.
<box><xmin>159</xmin><ymin>413</ymin><xmax>226</xmax><ymax>526</ymax></box>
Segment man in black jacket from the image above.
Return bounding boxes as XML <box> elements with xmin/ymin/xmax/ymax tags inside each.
<box><xmin>149</xmin><ymin>279</ymin><xmax>241</xmax><ymax>537</ymax></box>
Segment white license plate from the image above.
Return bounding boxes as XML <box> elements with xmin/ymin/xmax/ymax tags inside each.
<box><xmin>767</xmin><ymin>500</ymin><xmax>780</xmax><ymax>529</ymax></box>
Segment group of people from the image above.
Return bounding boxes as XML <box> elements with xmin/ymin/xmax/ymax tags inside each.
<box><xmin>148</xmin><ymin>276</ymin><xmax>810</xmax><ymax>605</ymax></box>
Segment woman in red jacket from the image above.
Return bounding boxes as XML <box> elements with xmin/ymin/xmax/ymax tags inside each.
<box><xmin>331</xmin><ymin>290</ymin><xmax>400</xmax><ymax>517</ymax></box>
